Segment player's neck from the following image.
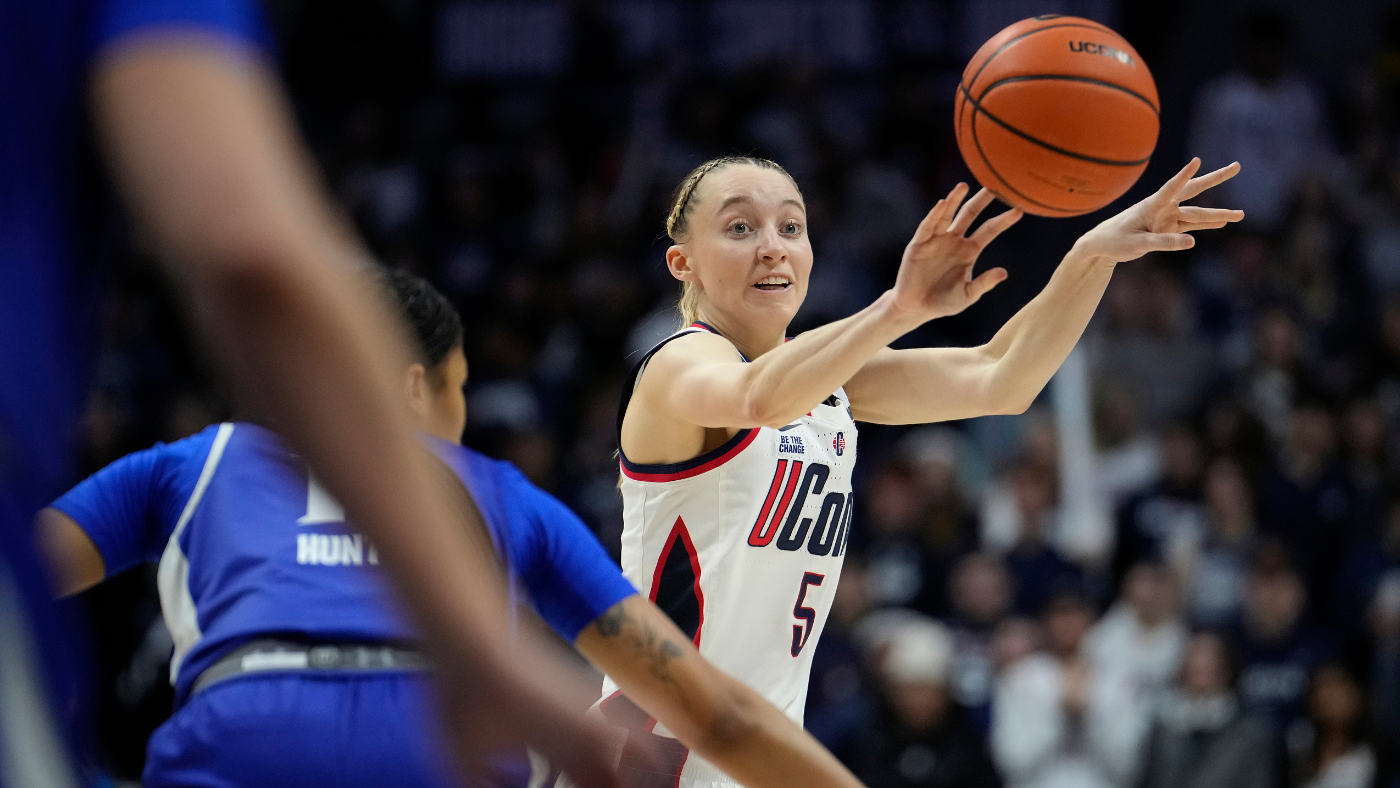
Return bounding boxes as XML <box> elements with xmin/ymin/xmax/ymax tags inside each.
<box><xmin>696</xmin><ymin>312</ymin><xmax>786</xmax><ymax>361</ymax></box>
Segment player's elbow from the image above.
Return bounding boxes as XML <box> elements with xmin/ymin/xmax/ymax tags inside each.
<box><xmin>738</xmin><ymin>383</ymin><xmax>801</xmax><ymax>430</ymax></box>
<box><xmin>991</xmin><ymin>392</ymin><xmax>1036</xmax><ymax>416</ymax></box>
<box><xmin>688</xmin><ymin>687</ymin><xmax>763</xmax><ymax>759</ymax></box>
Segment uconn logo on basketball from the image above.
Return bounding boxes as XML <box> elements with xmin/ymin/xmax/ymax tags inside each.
<box><xmin>1068</xmin><ymin>40</ymin><xmax>1135</xmax><ymax>67</ymax></box>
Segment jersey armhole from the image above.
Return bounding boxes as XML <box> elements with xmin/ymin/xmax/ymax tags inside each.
<box><xmin>615</xmin><ymin>324</ymin><xmax>735</xmax><ymax>451</ymax></box>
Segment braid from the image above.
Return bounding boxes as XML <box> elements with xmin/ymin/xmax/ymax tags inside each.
<box><xmin>665</xmin><ymin>155</ymin><xmax>798</xmax><ymax>242</ymax></box>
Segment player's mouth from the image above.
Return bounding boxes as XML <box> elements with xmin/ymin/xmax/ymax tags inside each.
<box><xmin>753</xmin><ymin>275</ymin><xmax>792</xmax><ymax>292</ymax></box>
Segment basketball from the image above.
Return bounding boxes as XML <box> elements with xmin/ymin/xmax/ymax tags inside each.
<box><xmin>954</xmin><ymin>15</ymin><xmax>1159</xmax><ymax>217</ymax></box>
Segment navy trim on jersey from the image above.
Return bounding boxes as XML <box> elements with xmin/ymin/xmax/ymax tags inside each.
<box><xmin>616</xmin><ymin>325</ymin><xmax>758</xmax><ymax>480</ymax></box>
<box><xmin>647</xmin><ymin>517</ymin><xmax>704</xmax><ymax>647</ymax></box>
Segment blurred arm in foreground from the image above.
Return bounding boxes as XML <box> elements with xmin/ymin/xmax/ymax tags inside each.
<box><xmin>89</xmin><ymin>35</ymin><xmax>618</xmax><ymax>786</ymax></box>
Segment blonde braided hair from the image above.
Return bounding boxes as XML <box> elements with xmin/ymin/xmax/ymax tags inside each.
<box><xmin>665</xmin><ymin>156</ymin><xmax>800</xmax><ymax>327</ymax></box>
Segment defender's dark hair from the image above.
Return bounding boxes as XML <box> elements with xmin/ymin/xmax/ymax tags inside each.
<box><xmin>377</xmin><ymin>267</ymin><xmax>463</xmax><ymax>371</ymax></box>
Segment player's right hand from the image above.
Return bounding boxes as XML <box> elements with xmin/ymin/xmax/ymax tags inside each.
<box><xmin>889</xmin><ymin>183</ymin><xmax>1021</xmax><ymax>324</ymax></box>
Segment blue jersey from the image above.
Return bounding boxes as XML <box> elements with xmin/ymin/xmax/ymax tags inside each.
<box><xmin>51</xmin><ymin>422</ymin><xmax>637</xmax><ymax>705</ymax></box>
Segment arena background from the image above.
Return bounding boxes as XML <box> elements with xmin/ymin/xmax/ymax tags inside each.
<box><xmin>68</xmin><ymin>0</ymin><xmax>1400</xmax><ymax>785</ymax></box>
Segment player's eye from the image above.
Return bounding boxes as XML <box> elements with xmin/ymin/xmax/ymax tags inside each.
<box><xmin>730</xmin><ymin>221</ymin><xmax>750</xmax><ymax>234</ymax></box>
<box><xmin>783</xmin><ymin>222</ymin><xmax>802</xmax><ymax>235</ymax></box>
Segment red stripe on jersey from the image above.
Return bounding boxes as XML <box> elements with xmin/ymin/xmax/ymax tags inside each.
<box><xmin>762</xmin><ymin>460</ymin><xmax>804</xmax><ymax>543</ymax></box>
<box><xmin>673</xmin><ymin>750</ymin><xmax>691</xmax><ymax>788</ymax></box>
<box><xmin>648</xmin><ymin>517</ymin><xmax>705</xmax><ymax>647</ymax></box>
<box><xmin>620</xmin><ymin>428</ymin><xmax>759</xmax><ymax>482</ymax></box>
<box><xmin>747</xmin><ymin>459</ymin><xmax>788</xmax><ymax>546</ymax></box>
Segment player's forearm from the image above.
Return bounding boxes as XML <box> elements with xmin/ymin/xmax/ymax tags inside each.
<box><xmin>733</xmin><ymin>290</ymin><xmax>922</xmax><ymax>427</ymax></box>
<box><xmin>974</xmin><ymin>246</ymin><xmax>1114</xmax><ymax>412</ymax></box>
<box><xmin>578</xmin><ymin>599</ymin><xmax>864</xmax><ymax>788</ymax></box>
<box><xmin>689</xmin><ymin>674</ymin><xmax>865</xmax><ymax>788</ymax></box>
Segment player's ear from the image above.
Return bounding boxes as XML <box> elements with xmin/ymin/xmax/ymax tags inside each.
<box><xmin>404</xmin><ymin>362</ymin><xmax>430</xmax><ymax>418</ymax></box>
<box><xmin>665</xmin><ymin>245</ymin><xmax>693</xmax><ymax>283</ymax></box>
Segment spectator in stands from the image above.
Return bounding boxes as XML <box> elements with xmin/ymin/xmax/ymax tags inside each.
<box><xmin>1367</xmin><ymin>570</ymin><xmax>1400</xmax><ymax>784</ymax></box>
<box><xmin>1235</xmin><ymin>547</ymin><xmax>1335</xmax><ymax>734</ymax></box>
<box><xmin>998</xmin><ymin>463</ymin><xmax>1083</xmax><ymax>617</ymax></box>
<box><xmin>1340</xmin><ymin>398</ymin><xmax>1389</xmax><ymax>534</ymax></box>
<box><xmin>1085</xmin><ymin>562</ymin><xmax>1188</xmax><ymax>690</ymax></box>
<box><xmin>1293</xmin><ymin>665</ymin><xmax>1376</xmax><ymax>788</ymax></box>
<box><xmin>991</xmin><ymin>590</ymin><xmax>1148</xmax><ymax>788</ymax></box>
<box><xmin>1261</xmin><ymin>403</ymin><xmax>1354</xmax><ymax>620</ymax></box>
<box><xmin>848</xmin><ymin>620</ymin><xmax>1001</xmax><ymax>788</ymax></box>
<box><xmin>807</xmin><ymin>558</ymin><xmax>879</xmax><ymax>758</ymax></box>
<box><xmin>900</xmin><ymin>428</ymin><xmax>981</xmax><ymax>615</ymax></box>
<box><xmin>1180</xmin><ymin>457</ymin><xmax>1260</xmax><ymax>628</ymax></box>
<box><xmin>1188</xmin><ymin>9</ymin><xmax>1326</xmax><ymax>230</ymax></box>
<box><xmin>1334</xmin><ymin>497</ymin><xmax>1400</xmax><ymax>634</ymax></box>
<box><xmin>1138</xmin><ymin>631</ymin><xmax>1277</xmax><ymax>788</ymax></box>
<box><xmin>1113</xmin><ymin>425</ymin><xmax>1207</xmax><ymax>588</ymax></box>
<box><xmin>1239</xmin><ymin>308</ymin><xmax>1315</xmax><ymax>446</ymax></box>
<box><xmin>945</xmin><ymin>552</ymin><xmax>1014</xmax><ymax>735</ymax></box>
<box><xmin>863</xmin><ymin>459</ymin><xmax>945</xmax><ymax>613</ymax></box>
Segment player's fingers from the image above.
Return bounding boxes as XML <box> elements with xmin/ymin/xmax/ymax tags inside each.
<box><xmin>949</xmin><ymin>187</ymin><xmax>996</xmax><ymax>235</ymax></box>
<box><xmin>965</xmin><ymin>267</ymin><xmax>1008</xmax><ymax>302</ymax></box>
<box><xmin>1145</xmin><ymin>232</ymin><xmax>1196</xmax><ymax>252</ymax></box>
<box><xmin>970</xmin><ymin>207</ymin><xmax>1023</xmax><ymax>246</ymax></box>
<box><xmin>912</xmin><ymin>186</ymin><xmax>966</xmax><ymax>243</ymax></box>
<box><xmin>1152</xmin><ymin>158</ymin><xmax>1202</xmax><ymax>203</ymax></box>
<box><xmin>1181</xmin><ymin>220</ymin><xmax>1232</xmax><ymax>232</ymax></box>
<box><xmin>931</xmin><ymin>183</ymin><xmax>971</xmax><ymax>233</ymax></box>
<box><xmin>1178</xmin><ymin>206</ymin><xmax>1245</xmax><ymax>224</ymax></box>
<box><xmin>1178</xmin><ymin>161</ymin><xmax>1241</xmax><ymax>202</ymax></box>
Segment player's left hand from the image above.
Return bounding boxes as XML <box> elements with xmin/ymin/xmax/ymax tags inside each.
<box><xmin>1072</xmin><ymin>158</ymin><xmax>1244</xmax><ymax>266</ymax></box>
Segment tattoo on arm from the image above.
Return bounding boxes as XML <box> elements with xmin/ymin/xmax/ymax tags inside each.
<box><xmin>594</xmin><ymin>600</ymin><xmax>685</xmax><ymax>688</ymax></box>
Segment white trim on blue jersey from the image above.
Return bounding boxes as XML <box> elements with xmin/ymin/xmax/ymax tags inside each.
<box><xmin>158</xmin><ymin>422</ymin><xmax>235</xmax><ymax>683</ymax></box>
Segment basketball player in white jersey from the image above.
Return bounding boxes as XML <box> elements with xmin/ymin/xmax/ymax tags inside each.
<box><xmin>608</xmin><ymin>155</ymin><xmax>1243</xmax><ymax>786</ymax></box>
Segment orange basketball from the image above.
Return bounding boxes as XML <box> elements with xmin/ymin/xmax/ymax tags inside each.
<box><xmin>954</xmin><ymin>15</ymin><xmax>1159</xmax><ymax>217</ymax></box>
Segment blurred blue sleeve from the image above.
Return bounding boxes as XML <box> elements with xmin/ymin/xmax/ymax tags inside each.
<box><xmin>50</xmin><ymin>430</ymin><xmax>211</xmax><ymax>576</ymax></box>
<box><xmin>92</xmin><ymin>0</ymin><xmax>272</xmax><ymax>56</ymax></box>
<box><xmin>505</xmin><ymin>466</ymin><xmax>638</xmax><ymax>641</ymax></box>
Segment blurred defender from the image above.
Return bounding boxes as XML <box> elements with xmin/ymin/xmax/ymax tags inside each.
<box><xmin>36</xmin><ymin>270</ymin><xmax>868</xmax><ymax>788</ymax></box>
<box><xmin>0</xmin><ymin>2</ymin><xmax>616</xmax><ymax>785</ymax></box>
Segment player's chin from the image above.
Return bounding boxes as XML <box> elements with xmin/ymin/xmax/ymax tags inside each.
<box><xmin>744</xmin><ymin>286</ymin><xmax>803</xmax><ymax>320</ymax></box>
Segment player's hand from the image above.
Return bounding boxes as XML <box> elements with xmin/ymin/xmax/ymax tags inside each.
<box><xmin>437</xmin><ymin>646</ymin><xmax>629</xmax><ymax>788</ymax></box>
<box><xmin>1071</xmin><ymin>158</ymin><xmax>1244</xmax><ymax>266</ymax></box>
<box><xmin>889</xmin><ymin>184</ymin><xmax>1022</xmax><ymax>323</ymax></box>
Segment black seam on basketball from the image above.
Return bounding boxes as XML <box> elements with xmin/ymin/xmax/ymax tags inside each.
<box><xmin>983</xmin><ymin>74</ymin><xmax>1159</xmax><ymax>115</ymax></box>
<box><xmin>965</xmin><ymin>21</ymin><xmax>1119</xmax><ymax>96</ymax></box>
<box><xmin>969</xmin><ymin>102</ymin><xmax>1079</xmax><ymax>214</ymax></box>
<box><xmin>958</xmin><ymin>82</ymin><xmax>1152</xmax><ymax>167</ymax></box>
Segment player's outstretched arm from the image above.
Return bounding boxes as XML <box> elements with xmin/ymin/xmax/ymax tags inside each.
<box><xmin>637</xmin><ymin>185</ymin><xmax>1022</xmax><ymax>436</ymax></box>
<box><xmin>89</xmin><ymin>38</ymin><xmax>620</xmax><ymax>788</ymax></box>
<box><xmin>575</xmin><ymin>595</ymin><xmax>866</xmax><ymax>788</ymax></box>
<box><xmin>845</xmin><ymin>159</ymin><xmax>1244</xmax><ymax>425</ymax></box>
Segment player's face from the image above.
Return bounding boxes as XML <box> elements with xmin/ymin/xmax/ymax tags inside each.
<box><xmin>675</xmin><ymin>165</ymin><xmax>811</xmax><ymax>334</ymax></box>
<box><xmin>420</xmin><ymin>346</ymin><xmax>468</xmax><ymax>445</ymax></box>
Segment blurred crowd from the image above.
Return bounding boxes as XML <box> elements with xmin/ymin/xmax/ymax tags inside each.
<box><xmin>65</xmin><ymin>1</ymin><xmax>1400</xmax><ymax>787</ymax></box>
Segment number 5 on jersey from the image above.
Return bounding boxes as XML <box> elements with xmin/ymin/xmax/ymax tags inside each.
<box><xmin>791</xmin><ymin>572</ymin><xmax>825</xmax><ymax>657</ymax></box>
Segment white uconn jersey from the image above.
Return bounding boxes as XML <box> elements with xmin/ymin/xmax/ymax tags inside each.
<box><xmin>602</xmin><ymin>322</ymin><xmax>857</xmax><ymax>787</ymax></box>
